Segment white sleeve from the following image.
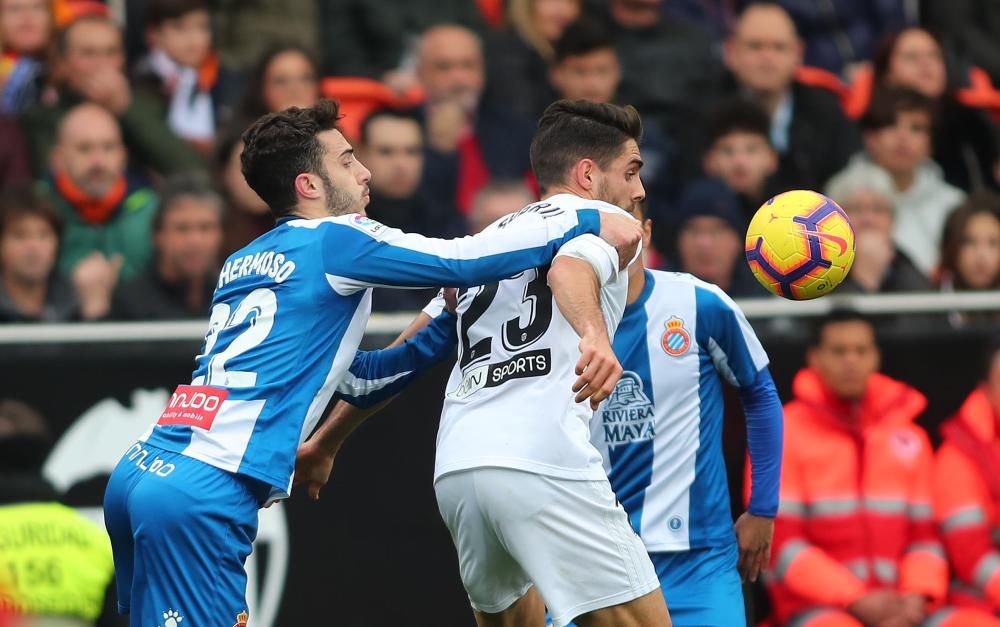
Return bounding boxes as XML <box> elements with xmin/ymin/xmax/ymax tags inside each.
<box><xmin>422</xmin><ymin>291</ymin><xmax>447</xmax><ymax>318</ymax></box>
<box><xmin>553</xmin><ymin>234</ymin><xmax>621</xmax><ymax>287</ymax></box>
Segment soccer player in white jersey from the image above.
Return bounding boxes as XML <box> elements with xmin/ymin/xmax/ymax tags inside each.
<box><xmin>580</xmin><ymin>204</ymin><xmax>783</xmax><ymax>626</ymax></box>
<box><xmin>101</xmin><ymin>99</ymin><xmax>643</xmax><ymax>627</ymax></box>
<box><xmin>299</xmin><ymin>100</ymin><xmax>671</xmax><ymax>627</ymax></box>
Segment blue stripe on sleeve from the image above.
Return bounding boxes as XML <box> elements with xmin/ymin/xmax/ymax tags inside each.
<box><xmin>740</xmin><ymin>367</ymin><xmax>783</xmax><ymax>517</ymax></box>
<box><xmin>336</xmin><ymin>311</ymin><xmax>458</xmax><ymax>408</ymax></box>
<box><xmin>324</xmin><ymin>209</ymin><xmax>601</xmax><ymax>288</ymax></box>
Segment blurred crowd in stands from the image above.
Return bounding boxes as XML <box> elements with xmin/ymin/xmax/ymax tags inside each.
<box><xmin>0</xmin><ymin>0</ymin><xmax>998</xmax><ymax>323</ymax></box>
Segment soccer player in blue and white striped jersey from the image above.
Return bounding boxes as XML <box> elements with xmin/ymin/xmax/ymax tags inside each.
<box><xmin>586</xmin><ymin>206</ymin><xmax>783</xmax><ymax>626</ymax></box>
<box><xmin>102</xmin><ymin>100</ymin><xmax>643</xmax><ymax>627</ymax></box>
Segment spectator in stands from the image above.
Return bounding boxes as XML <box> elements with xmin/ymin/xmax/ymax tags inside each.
<box><xmin>826</xmin><ymin>168</ymin><xmax>932</xmax><ymax>294</ymax></box>
<box><xmin>673</xmin><ymin>178</ymin><xmax>766</xmax><ymax>297</ymax></box>
<box><xmin>925</xmin><ymin>1</ymin><xmax>1000</xmax><ymax>87</ymax></box>
<box><xmin>20</xmin><ymin>13</ymin><xmax>202</xmax><ymax>179</ymax></box>
<box><xmin>0</xmin><ymin>399</ymin><xmax>120</xmax><ymax>624</ymax></box>
<box><xmin>938</xmin><ymin>195</ymin><xmax>1000</xmax><ymax>328</ymax></box>
<box><xmin>211</xmin><ymin>0</ymin><xmax>318</xmax><ymax>75</ymax></box>
<box><xmin>548</xmin><ymin>18</ymin><xmax>679</xmax><ymax>226</ymax></box>
<box><xmin>702</xmin><ymin>100</ymin><xmax>778</xmax><ymax>225</ymax></box>
<box><xmin>935</xmin><ymin>338</ymin><xmax>1000</xmax><ymax>615</ymax></box>
<box><xmin>769</xmin><ymin>309</ymin><xmax>1000</xmax><ymax>627</ymax></box>
<box><xmin>774</xmin><ymin>0</ymin><xmax>909</xmax><ymax>77</ymax></box>
<box><xmin>828</xmin><ymin>86</ymin><xmax>965</xmax><ymax>277</ymax></box>
<box><xmin>216</xmin><ymin>134</ymin><xmax>270</xmax><ymax>257</ymax></box>
<box><xmin>111</xmin><ymin>173</ymin><xmax>221</xmax><ymax>319</ymax></box>
<box><xmin>359</xmin><ymin>108</ymin><xmax>462</xmax><ymax>238</ymax></box>
<box><xmin>237</xmin><ymin>44</ymin><xmax>319</xmax><ymax>126</ymax></box>
<box><xmin>0</xmin><ymin>116</ymin><xmax>30</xmax><ymax>186</ymax></box>
<box><xmin>825</xmin><ymin>165</ymin><xmax>932</xmax><ymax>294</ymax></box>
<box><xmin>131</xmin><ymin>0</ymin><xmax>233</xmax><ymax>152</ymax></box>
<box><xmin>410</xmin><ymin>24</ymin><xmax>535</xmax><ymax>217</ymax></box>
<box><xmin>469</xmin><ymin>179</ymin><xmax>536</xmax><ymax>234</ymax></box>
<box><xmin>484</xmin><ymin>0</ymin><xmax>580</xmax><ymax>120</ymax></box>
<box><xmin>661</xmin><ymin>0</ymin><xmax>739</xmax><ymax>45</ymax></box>
<box><xmin>42</xmin><ymin>103</ymin><xmax>158</xmax><ymax>292</ymax></box>
<box><xmin>0</xmin><ymin>0</ymin><xmax>52</xmax><ymax>112</ymax></box>
<box><xmin>0</xmin><ymin>186</ymin><xmax>78</xmax><ymax>322</ymax></box>
<box><xmin>874</xmin><ymin>27</ymin><xmax>1000</xmax><ymax>191</ymax></box>
<box><xmin>600</xmin><ymin>0</ymin><xmax>723</xmax><ymax>147</ymax></box>
<box><xmin>319</xmin><ymin>0</ymin><xmax>484</xmax><ymax>84</ymax></box>
<box><xmin>721</xmin><ymin>3</ymin><xmax>860</xmax><ymax>193</ymax></box>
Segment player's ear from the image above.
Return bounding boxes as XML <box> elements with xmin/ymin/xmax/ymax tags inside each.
<box><xmin>573</xmin><ymin>158</ymin><xmax>597</xmax><ymax>192</ymax></box>
<box><xmin>642</xmin><ymin>218</ymin><xmax>652</xmax><ymax>249</ymax></box>
<box><xmin>294</xmin><ymin>172</ymin><xmax>321</xmax><ymax>200</ymax></box>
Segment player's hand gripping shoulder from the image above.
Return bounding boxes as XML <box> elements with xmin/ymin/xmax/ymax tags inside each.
<box><xmin>597</xmin><ymin>212</ymin><xmax>643</xmax><ymax>270</ymax></box>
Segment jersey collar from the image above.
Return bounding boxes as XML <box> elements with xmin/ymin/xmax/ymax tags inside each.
<box><xmin>624</xmin><ymin>269</ymin><xmax>656</xmax><ymax>317</ymax></box>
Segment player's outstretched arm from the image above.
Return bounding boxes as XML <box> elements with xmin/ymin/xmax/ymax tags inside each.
<box><xmin>322</xmin><ymin>209</ymin><xmax>641</xmax><ymax>293</ymax></box>
<box><xmin>296</xmin><ymin>295</ymin><xmax>458</xmax><ymax>499</ymax></box>
<box><xmin>548</xmin><ymin>254</ymin><xmax>623</xmax><ymax>411</ymax></box>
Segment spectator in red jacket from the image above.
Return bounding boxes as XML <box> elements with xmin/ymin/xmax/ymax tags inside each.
<box><xmin>768</xmin><ymin>309</ymin><xmax>1000</xmax><ymax>627</ymax></box>
<box><xmin>935</xmin><ymin>338</ymin><xmax>1000</xmax><ymax>615</ymax></box>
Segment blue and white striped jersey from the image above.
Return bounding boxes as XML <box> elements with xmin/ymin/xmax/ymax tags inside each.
<box><xmin>141</xmin><ymin>208</ymin><xmax>603</xmax><ymax>501</ymax></box>
<box><xmin>591</xmin><ymin>269</ymin><xmax>781</xmax><ymax>552</ymax></box>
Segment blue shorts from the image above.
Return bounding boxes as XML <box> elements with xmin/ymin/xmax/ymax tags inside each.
<box><xmin>103</xmin><ymin>442</ymin><xmax>267</xmax><ymax>627</ymax></box>
<box><xmin>553</xmin><ymin>543</ymin><xmax>745</xmax><ymax>627</ymax></box>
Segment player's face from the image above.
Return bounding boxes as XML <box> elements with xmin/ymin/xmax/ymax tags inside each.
<box><xmin>53</xmin><ymin>107</ymin><xmax>127</xmax><ymax>197</ymax></box>
<box><xmin>155</xmin><ymin>196</ymin><xmax>222</xmax><ymax>280</ymax></box>
<box><xmin>957</xmin><ymin>211</ymin><xmax>1000</xmax><ymax>289</ymax></box>
<box><xmin>149</xmin><ymin>9</ymin><xmax>212</xmax><ymax>69</ymax></box>
<box><xmin>0</xmin><ymin>0</ymin><xmax>50</xmax><ymax>55</ymax></box>
<box><xmin>316</xmin><ymin>129</ymin><xmax>371</xmax><ymax>216</ymax></box>
<box><xmin>263</xmin><ymin>50</ymin><xmax>319</xmax><ymax>113</ymax></box>
<box><xmin>678</xmin><ymin>216</ymin><xmax>741</xmax><ymax>285</ymax></box>
<box><xmin>550</xmin><ymin>48</ymin><xmax>621</xmax><ymax>104</ymax></box>
<box><xmin>361</xmin><ymin>117</ymin><xmax>423</xmax><ymax>200</ymax></box>
<box><xmin>808</xmin><ymin>321</ymin><xmax>880</xmax><ymax>401</ymax></box>
<box><xmin>864</xmin><ymin>111</ymin><xmax>931</xmax><ymax>177</ymax></box>
<box><xmin>727</xmin><ymin>7</ymin><xmax>801</xmax><ymax>94</ymax></box>
<box><xmin>888</xmin><ymin>29</ymin><xmax>947</xmax><ymax>99</ymax></box>
<box><xmin>704</xmin><ymin>132</ymin><xmax>777</xmax><ymax>197</ymax></box>
<box><xmin>0</xmin><ymin>214</ymin><xmax>57</xmax><ymax>285</ymax></box>
<box><xmin>592</xmin><ymin>139</ymin><xmax>644</xmax><ymax>212</ymax></box>
<box><xmin>843</xmin><ymin>190</ymin><xmax>893</xmax><ymax>236</ymax></box>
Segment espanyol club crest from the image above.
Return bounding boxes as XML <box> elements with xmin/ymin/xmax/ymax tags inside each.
<box><xmin>661</xmin><ymin>316</ymin><xmax>691</xmax><ymax>356</ymax></box>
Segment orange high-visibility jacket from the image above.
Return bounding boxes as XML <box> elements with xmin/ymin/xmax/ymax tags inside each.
<box><xmin>768</xmin><ymin>368</ymin><xmax>947</xmax><ymax>624</ymax></box>
<box><xmin>934</xmin><ymin>387</ymin><xmax>1000</xmax><ymax>611</ymax></box>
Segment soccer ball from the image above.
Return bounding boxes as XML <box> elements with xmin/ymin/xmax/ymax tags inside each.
<box><xmin>745</xmin><ymin>190</ymin><xmax>855</xmax><ymax>300</ymax></box>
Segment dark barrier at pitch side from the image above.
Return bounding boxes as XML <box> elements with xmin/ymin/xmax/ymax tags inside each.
<box><xmin>0</xmin><ymin>326</ymin><xmax>994</xmax><ymax>626</ymax></box>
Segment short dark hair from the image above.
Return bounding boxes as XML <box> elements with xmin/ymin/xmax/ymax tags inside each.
<box><xmin>530</xmin><ymin>100</ymin><xmax>642</xmax><ymax>193</ymax></box>
<box><xmin>707</xmin><ymin>99</ymin><xmax>773</xmax><ymax>148</ymax></box>
<box><xmin>860</xmin><ymin>86</ymin><xmax>935</xmax><ymax>133</ymax></box>
<box><xmin>145</xmin><ymin>0</ymin><xmax>208</xmax><ymax>27</ymax></box>
<box><xmin>0</xmin><ymin>185</ymin><xmax>62</xmax><ymax>242</ymax></box>
<box><xmin>553</xmin><ymin>18</ymin><xmax>614</xmax><ymax>64</ymax></box>
<box><xmin>809</xmin><ymin>307</ymin><xmax>876</xmax><ymax>347</ymax></box>
<box><xmin>939</xmin><ymin>192</ymin><xmax>1000</xmax><ymax>290</ymax></box>
<box><xmin>154</xmin><ymin>173</ymin><xmax>223</xmax><ymax>232</ymax></box>
<box><xmin>240</xmin><ymin>99</ymin><xmax>343</xmax><ymax>218</ymax></box>
<box><xmin>359</xmin><ymin>108</ymin><xmax>422</xmax><ymax>146</ymax></box>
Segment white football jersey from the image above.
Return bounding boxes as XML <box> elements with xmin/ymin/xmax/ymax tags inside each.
<box><xmin>434</xmin><ymin>194</ymin><xmax>635</xmax><ymax>481</ymax></box>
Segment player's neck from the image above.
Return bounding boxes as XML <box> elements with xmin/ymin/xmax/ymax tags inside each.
<box><xmin>626</xmin><ymin>262</ymin><xmax>645</xmax><ymax>305</ymax></box>
<box><xmin>542</xmin><ymin>184</ymin><xmax>593</xmax><ymax>201</ymax></box>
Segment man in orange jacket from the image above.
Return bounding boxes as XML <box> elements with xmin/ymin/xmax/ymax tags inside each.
<box><xmin>935</xmin><ymin>338</ymin><xmax>1000</xmax><ymax>614</ymax></box>
<box><xmin>768</xmin><ymin>309</ymin><xmax>1000</xmax><ymax>627</ymax></box>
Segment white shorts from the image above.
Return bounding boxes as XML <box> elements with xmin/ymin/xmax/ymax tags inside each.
<box><xmin>434</xmin><ymin>467</ymin><xmax>660</xmax><ymax>627</ymax></box>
